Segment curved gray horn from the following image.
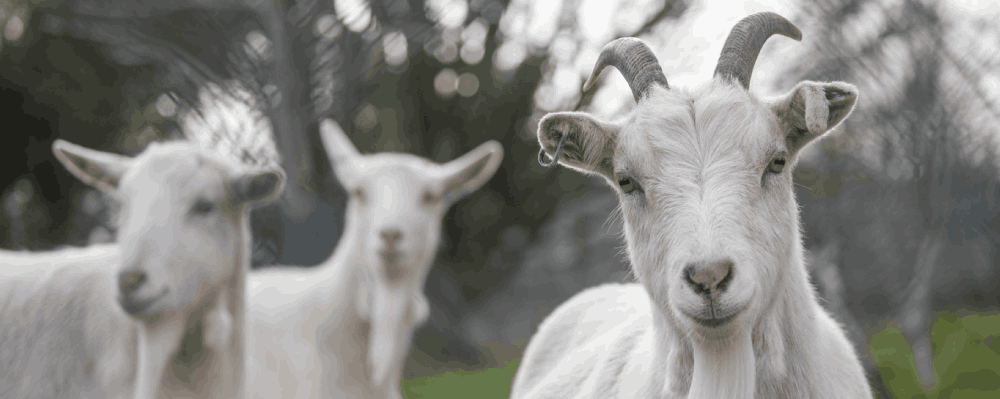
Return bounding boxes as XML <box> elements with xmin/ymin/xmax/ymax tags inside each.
<box><xmin>713</xmin><ymin>12</ymin><xmax>802</xmax><ymax>90</ymax></box>
<box><xmin>583</xmin><ymin>37</ymin><xmax>668</xmax><ymax>102</ymax></box>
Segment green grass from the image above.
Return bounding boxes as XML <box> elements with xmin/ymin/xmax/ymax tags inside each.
<box><xmin>402</xmin><ymin>315</ymin><xmax>1000</xmax><ymax>398</ymax></box>
<box><xmin>872</xmin><ymin>313</ymin><xmax>1000</xmax><ymax>398</ymax></box>
<box><xmin>402</xmin><ymin>358</ymin><xmax>521</xmax><ymax>399</ymax></box>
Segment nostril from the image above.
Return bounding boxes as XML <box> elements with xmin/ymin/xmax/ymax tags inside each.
<box><xmin>118</xmin><ymin>270</ymin><xmax>146</xmax><ymax>297</ymax></box>
<box><xmin>380</xmin><ymin>229</ymin><xmax>403</xmax><ymax>243</ymax></box>
<box><xmin>684</xmin><ymin>260</ymin><xmax>734</xmax><ymax>296</ymax></box>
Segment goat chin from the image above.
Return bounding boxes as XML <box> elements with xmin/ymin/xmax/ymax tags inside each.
<box><xmin>687</xmin><ymin>331</ymin><xmax>756</xmax><ymax>399</ymax></box>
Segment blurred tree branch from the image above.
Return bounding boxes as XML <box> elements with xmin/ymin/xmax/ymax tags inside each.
<box><xmin>36</xmin><ymin>0</ymin><xmax>317</xmax><ymax>220</ymax></box>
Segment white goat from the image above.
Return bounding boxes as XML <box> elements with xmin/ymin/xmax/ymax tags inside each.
<box><xmin>48</xmin><ymin>138</ymin><xmax>285</xmax><ymax>399</ymax></box>
<box><xmin>0</xmin><ymin>244</ymin><xmax>140</xmax><ymax>399</ymax></box>
<box><xmin>247</xmin><ymin>119</ymin><xmax>504</xmax><ymax>399</ymax></box>
<box><xmin>510</xmin><ymin>13</ymin><xmax>871</xmax><ymax>399</ymax></box>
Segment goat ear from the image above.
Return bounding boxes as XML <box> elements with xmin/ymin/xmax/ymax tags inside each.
<box><xmin>440</xmin><ymin>140</ymin><xmax>504</xmax><ymax>204</ymax></box>
<box><xmin>537</xmin><ymin>111</ymin><xmax>619</xmax><ymax>180</ymax></box>
<box><xmin>233</xmin><ymin>167</ymin><xmax>286</xmax><ymax>205</ymax></box>
<box><xmin>318</xmin><ymin>118</ymin><xmax>361</xmax><ymax>185</ymax></box>
<box><xmin>52</xmin><ymin>139</ymin><xmax>134</xmax><ymax>194</ymax></box>
<box><xmin>769</xmin><ymin>81</ymin><xmax>859</xmax><ymax>157</ymax></box>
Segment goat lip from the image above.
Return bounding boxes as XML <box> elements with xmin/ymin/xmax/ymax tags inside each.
<box><xmin>687</xmin><ymin>312</ymin><xmax>739</xmax><ymax>328</ymax></box>
<box><xmin>118</xmin><ymin>287</ymin><xmax>169</xmax><ymax>316</ymax></box>
<box><xmin>379</xmin><ymin>250</ymin><xmax>401</xmax><ymax>265</ymax></box>
<box><xmin>682</xmin><ymin>303</ymin><xmax>747</xmax><ymax>328</ymax></box>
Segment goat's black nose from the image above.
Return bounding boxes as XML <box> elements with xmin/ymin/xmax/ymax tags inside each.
<box><xmin>118</xmin><ymin>270</ymin><xmax>147</xmax><ymax>297</ymax></box>
<box><xmin>380</xmin><ymin>229</ymin><xmax>403</xmax><ymax>244</ymax></box>
<box><xmin>684</xmin><ymin>260</ymin><xmax>734</xmax><ymax>297</ymax></box>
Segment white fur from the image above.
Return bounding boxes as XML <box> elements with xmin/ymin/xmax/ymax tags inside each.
<box><xmin>512</xmin><ymin>74</ymin><xmax>871</xmax><ymax>397</ymax></box>
<box><xmin>47</xmin><ymin>139</ymin><xmax>285</xmax><ymax>399</ymax></box>
<box><xmin>247</xmin><ymin>119</ymin><xmax>503</xmax><ymax>399</ymax></box>
<box><xmin>0</xmin><ymin>245</ymin><xmax>141</xmax><ymax>399</ymax></box>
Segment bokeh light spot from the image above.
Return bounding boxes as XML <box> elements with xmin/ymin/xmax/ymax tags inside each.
<box><xmin>434</xmin><ymin>69</ymin><xmax>459</xmax><ymax>99</ymax></box>
<box><xmin>155</xmin><ymin>93</ymin><xmax>177</xmax><ymax>117</ymax></box>
<box><xmin>4</xmin><ymin>15</ymin><xmax>25</xmax><ymax>43</ymax></box>
<box><xmin>462</xmin><ymin>19</ymin><xmax>489</xmax><ymax>45</ymax></box>
<box><xmin>246</xmin><ymin>30</ymin><xmax>272</xmax><ymax>60</ymax></box>
<box><xmin>439</xmin><ymin>1</ymin><xmax>469</xmax><ymax>29</ymax></box>
<box><xmin>383</xmin><ymin>31</ymin><xmax>408</xmax><ymax>68</ymax></box>
<box><xmin>493</xmin><ymin>41</ymin><xmax>526</xmax><ymax>72</ymax></box>
<box><xmin>428</xmin><ymin>0</ymin><xmax>470</xmax><ymax>30</ymax></box>
<box><xmin>460</xmin><ymin>42</ymin><xmax>485</xmax><ymax>65</ymax></box>
<box><xmin>435</xmin><ymin>40</ymin><xmax>459</xmax><ymax>64</ymax></box>
<box><xmin>315</xmin><ymin>13</ymin><xmax>344</xmax><ymax>40</ymax></box>
<box><xmin>353</xmin><ymin>103</ymin><xmax>379</xmax><ymax>131</ymax></box>
<box><xmin>336</xmin><ymin>0</ymin><xmax>373</xmax><ymax>33</ymax></box>
<box><xmin>457</xmin><ymin>73</ymin><xmax>480</xmax><ymax>97</ymax></box>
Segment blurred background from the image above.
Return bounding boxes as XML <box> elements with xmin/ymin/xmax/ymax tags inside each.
<box><xmin>1</xmin><ymin>0</ymin><xmax>999</xmax><ymax>397</ymax></box>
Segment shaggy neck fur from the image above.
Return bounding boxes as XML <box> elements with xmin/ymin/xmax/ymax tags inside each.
<box><xmin>139</xmin><ymin>208</ymin><xmax>251</xmax><ymax>399</ymax></box>
<box><xmin>307</xmin><ymin>203</ymin><xmax>414</xmax><ymax>399</ymax></box>
<box><xmin>653</xmin><ymin>225</ymin><xmax>821</xmax><ymax>398</ymax></box>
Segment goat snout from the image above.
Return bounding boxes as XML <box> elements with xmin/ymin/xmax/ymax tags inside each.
<box><xmin>118</xmin><ymin>270</ymin><xmax>147</xmax><ymax>297</ymax></box>
<box><xmin>684</xmin><ymin>260</ymin><xmax>734</xmax><ymax>297</ymax></box>
<box><xmin>380</xmin><ymin>228</ymin><xmax>403</xmax><ymax>245</ymax></box>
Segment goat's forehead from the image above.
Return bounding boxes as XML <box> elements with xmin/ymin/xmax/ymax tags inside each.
<box><xmin>120</xmin><ymin>143</ymin><xmax>231</xmax><ymax>197</ymax></box>
<box><xmin>617</xmin><ymin>83</ymin><xmax>781</xmax><ymax>170</ymax></box>
<box><xmin>356</xmin><ymin>154</ymin><xmax>439</xmax><ymax>183</ymax></box>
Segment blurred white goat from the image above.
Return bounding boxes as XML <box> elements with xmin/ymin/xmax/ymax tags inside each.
<box><xmin>0</xmin><ymin>79</ymin><xmax>284</xmax><ymax>399</ymax></box>
<box><xmin>247</xmin><ymin>119</ymin><xmax>503</xmax><ymax>399</ymax></box>
<box><xmin>0</xmin><ymin>244</ymin><xmax>138</xmax><ymax>399</ymax></box>
<box><xmin>50</xmin><ymin>136</ymin><xmax>283</xmax><ymax>398</ymax></box>
<box><xmin>511</xmin><ymin>12</ymin><xmax>871</xmax><ymax>399</ymax></box>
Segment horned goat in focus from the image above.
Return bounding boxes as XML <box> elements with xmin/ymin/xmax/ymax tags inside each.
<box><xmin>511</xmin><ymin>12</ymin><xmax>871</xmax><ymax>399</ymax></box>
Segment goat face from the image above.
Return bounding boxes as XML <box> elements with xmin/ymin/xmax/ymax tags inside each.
<box><xmin>319</xmin><ymin>119</ymin><xmax>503</xmax><ymax>290</ymax></box>
<box><xmin>537</xmin><ymin>13</ymin><xmax>858</xmax><ymax>340</ymax></box>
<box><xmin>53</xmin><ymin>140</ymin><xmax>285</xmax><ymax>317</ymax></box>
<box><xmin>318</xmin><ymin>118</ymin><xmax>503</xmax><ymax>385</ymax></box>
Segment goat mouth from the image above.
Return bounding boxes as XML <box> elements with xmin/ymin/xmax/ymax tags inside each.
<box><xmin>687</xmin><ymin>312</ymin><xmax>739</xmax><ymax>328</ymax></box>
<box><xmin>682</xmin><ymin>301</ymin><xmax>748</xmax><ymax>328</ymax></box>
<box><xmin>379</xmin><ymin>249</ymin><xmax>402</xmax><ymax>265</ymax></box>
<box><xmin>118</xmin><ymin>287</ymin><xmax>169</xmax><ymax>316</ymax></box>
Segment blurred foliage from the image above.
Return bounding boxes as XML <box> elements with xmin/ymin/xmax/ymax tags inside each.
<box><xmin>402</xmin><ymin>358</ymin><xmax>519</xmax><ymax>399</ymax></box>
<box><xmin>872</xmin><ymin>313</ymin><xmax>1000</xmax><ymax>398</ymax></box>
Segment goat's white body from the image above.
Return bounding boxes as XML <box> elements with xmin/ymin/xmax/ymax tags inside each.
<box><xmin>247</xmin><ymin>122</ymin><xmax>503</xmax><ymax>399</ymax></box>
<box><xmin>0</xmin><ymin>245</ymin><xmax>142</xmax><ymax>399</ymax></box>
<box><xmin>246</xmin><ymin>171</ymin><xmax>431</xmax><ymax>399</ymax></box>
<box><xmin>0</xmin><ymin>214</ymin><xmax>253</xmax><ymax>399</ymax></box>
<box><xmin>513</xmin><ymin>280</ymin><xmax>869</xmax><ymax>398</ymax></box>
<box><xmin>246</xmin><ymin>233</ymin><xmax>387</xmax><ymax>399</ymax></box>
<box><xmin>247</xmin><ymin>197</ymin><xmax>415</xmax><ymax>399</ymax></box>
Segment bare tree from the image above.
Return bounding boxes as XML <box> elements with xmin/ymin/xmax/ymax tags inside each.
<box><xmin>780</xmin><ymin>0</ymin><xmax>1000</xmax><ymax>395</ymax></box>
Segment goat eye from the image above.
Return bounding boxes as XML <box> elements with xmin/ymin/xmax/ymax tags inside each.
<box><xmin>422</xmin><ymin>190</ymin><xmax>440</xmax><ymax>205</ymax></box>
<box><xmin>190</xmin><ymin>200</ymin><xmax>216</xmax><ymax>216</ymax></box>
<box><xmin>768</xmin><ymin>158</ymin><xmax>786</xmax><ymax>174</ymax></box>
<box><xmin>618</xmin><ymin>176</ymin><xmax>639</xmax><ymax>194</ymax></box>
<box><xmin>351</xmin><ymin>187</ymin><xmax>367</xmax><ymax>203</ymax></box>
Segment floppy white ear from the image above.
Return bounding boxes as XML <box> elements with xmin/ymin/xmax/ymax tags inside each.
<box><xmin>52</xmin><ymin>139</ymin><xmax>134</xmax><ymax>194</ymax></box>
<box><xmin>439</xmin><ymin>140</ymin><xmax>504</xmax><ymax>204</ymax></box>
